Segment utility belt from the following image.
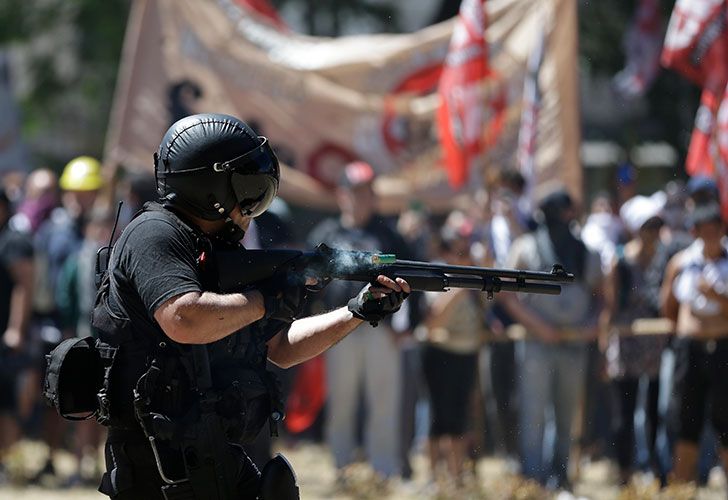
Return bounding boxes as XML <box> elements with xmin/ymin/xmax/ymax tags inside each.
<box><xmin>44</xmin><ymin>334</ymin><xmax>288</xmax><ymax>500</ymax></box>
<box><xmin>128</xmin><ymin>344</ymin><xmax>286</xmax><ymax>499</ymax></box>
<box><xmin>43</xmin><ymin>334</ymin><xmax>285</xmax><ymax>437</ymax></box>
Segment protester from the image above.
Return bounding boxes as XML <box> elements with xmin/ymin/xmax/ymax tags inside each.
<box><xmin>602</xmin><ymin>193</ymin><xmax>669</xmax><ymax>484</ymax></box>
<box><xmin>395</xmin><ymin>203</ymin><xmax>431</xmax><ymax>480</ymax></box>
<box><xmin>30</xmin><ymin>156</ymin><xmax>104</xmax><ymax>482</ymax></box>
<box><xmin>55</xmin><ymin>208</ymin><xmax>115</xmax><ymax>485</ymax></box>
<box><xmin>499</xmin><ymin>187</ymin><xmax>604</xmax><ymax>490</ymax></box>
<box><xmin>8</xmin><ymin>169</ymin><xmax>60</xmax><ymax>444</ymax></box>
<box><xmin>308</xmin><ymin>161</ymin><xmax>415</xmax><ymax>481</ymax></box>
<box><xmin>115</xmin><ymin>170</ymin><xmax>158</xmax><ymax>229</ymax></box>
<box><xmin>484</xmin><ymin>180</ymin><xmax>527</xmax><ymax>460</ymax></box>
<box><xmin>660</xmin><ymin>203</ymin><xmax>728</xmax><ymax>484</ymax></box>
<box><xmin>0</xmin><ymin>186</ymin><xmax>34</xmax><ymax>483</ymax></box>
<box><xmin>582</xmin><ymin>191</ymin><xmax>623</xmax><ymax>271</ymax></box>
<box><xmin>579</xmin><ymin>191</ymin><xmax>624</xmax><ymax>462</ymax></box>
<box><xmin>420</xmin><ymin>213</ymin><xmax>484</xmax><ymax>487</ymax></box>
<box><xmin>10</xmin><ymin>168</ymin><xmax>60</xmax><ymax>235</ymax></box>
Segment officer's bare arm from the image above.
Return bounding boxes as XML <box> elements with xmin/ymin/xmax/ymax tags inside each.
<box><xmin>266</xmin><ymin>276</ymin><xmax>409</xmax><ymax>369</ymax></box>
<box><xmin>266</xmin><ymin>307</ymin><xmax>362</xmax><ymax>369</ymax></box>
<box><xmin>155</xmin><ymin>290</ymin><xmax>266</xmax><ymax>344</ymax></box>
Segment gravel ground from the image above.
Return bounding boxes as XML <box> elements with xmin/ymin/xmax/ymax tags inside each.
<box><xmin>1</xmin><ymin>440</ymin><xmax>726</xmax><ymax>499</ymax></box>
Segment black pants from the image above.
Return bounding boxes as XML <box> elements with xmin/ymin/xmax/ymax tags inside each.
<box><xmin>422</xmin><ymin>344</ymin><xmax>478</xmax><ymax>437</ymax></box>
<box><xmin>489</xmin><ymin>341</ymin><xmax>518</xmax><ymax>455</ymax></box>
<box><xmin>100</xmin><ymin>429</ymin><xmax>261</xmax><ymax>499</ymax></box>
<box><xmin>611</xmin><ymin>377</ymin><xmax>660</xmax><ymax>472</ymax></box>
<box><xmin>670</xmin><ymin>337</ymin><xmax>728</xmax><ymax>447</ymax></box>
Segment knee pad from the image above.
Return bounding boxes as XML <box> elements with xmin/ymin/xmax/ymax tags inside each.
<box><xmin>259</xmin><ymin>454</ymin><xmax>299</xmax><ymax>500</ymax></box>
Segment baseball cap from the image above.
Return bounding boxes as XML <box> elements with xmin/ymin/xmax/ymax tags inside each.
<box><xmin>619</xmin><ymin>192</ymin><xmax>665</xmax><ymax>234</ymax></box>
<box><xmin>686</xmin><ymin>175</ymin><xmax>719</xmax><ymax>201</ymax></box>
<box><xmin>686</xmin><ymin>202</ymin><xmax>723</xmax><ymax>228</ymax></box>
<box><xmin>338</xmin><ymin>161</ymin><xmax>375</xmax><ymax>188</ymax></box>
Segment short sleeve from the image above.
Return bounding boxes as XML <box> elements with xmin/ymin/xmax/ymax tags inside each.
<box><xmin>119</xmin><ymin>217</ymin><xmax>202</xmax><ymax>314</ymax></box>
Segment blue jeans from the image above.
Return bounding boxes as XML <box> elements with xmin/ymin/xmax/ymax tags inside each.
<box><xmin>517</xmin><ymin>340</ymin><xmax>587</xmax><ymax>487</ymax></box>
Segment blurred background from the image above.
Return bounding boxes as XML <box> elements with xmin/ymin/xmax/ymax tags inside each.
<box><xmin>0</xmin><ymin>0</ymin><xmax>700</xmax><ymax>197</ymax></box>
<box><xmin>2</xmin><ymin>1</ymin><xmax>728</xmax><ymax>499</ymax></box>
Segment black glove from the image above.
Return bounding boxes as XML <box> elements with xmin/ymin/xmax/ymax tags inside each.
<box><xmin>347</xmin><ymin>285</ymin><xmax>409</xmax><ymax>327</ymax></box>
<box><xmin>259</xmin><ymin>274</ymin><xmax>308</xmax><ymax>323</ymax></box>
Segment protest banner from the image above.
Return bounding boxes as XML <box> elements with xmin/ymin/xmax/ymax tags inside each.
<box><xmin>105</xmin><ymin>0</ymin><xmax>580</xmax><ymax>213</ymax></box>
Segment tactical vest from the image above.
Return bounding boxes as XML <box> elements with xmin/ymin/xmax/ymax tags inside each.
<box><xmin>91</xmin><ymin>203</ymin><xmax>284</xmax><ymax>443</ymax></box>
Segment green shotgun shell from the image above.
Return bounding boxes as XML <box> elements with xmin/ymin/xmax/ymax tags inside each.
<box><xmin>372</xmin><ymin>254</ymin><xmax>396</xmax><ymax>264</ymax></box>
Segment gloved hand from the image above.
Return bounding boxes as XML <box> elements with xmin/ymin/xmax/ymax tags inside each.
<box><xmin>259</xmin><ymin>274</ymin><xmax>308</xmax><ymax>323</ymax></box>
<box><xmin>348</xmin><ymin>278</ymin><xmax>409</xmax><ymax>327</ymax></box>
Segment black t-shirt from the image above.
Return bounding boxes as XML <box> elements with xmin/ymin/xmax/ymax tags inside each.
<box><xmin>0</xmin><ymin>226</ymin><xmax>33</xmax><ymax>333</ymax></box>
<box><xmin>107</xmin><ymin>207</ymin><xmax>203</xmax><ymax>336</ymax></box>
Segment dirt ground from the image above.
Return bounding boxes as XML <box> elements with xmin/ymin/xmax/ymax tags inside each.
<box><xmin>1</xmin><ymin>440</ymin><xmax>726</xmax><ymax>499</ymax></box>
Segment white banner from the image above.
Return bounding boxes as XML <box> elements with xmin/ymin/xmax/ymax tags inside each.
<box><xmin>105</xmin><ymin>0</ymin><xmax>580</xmax><ymax>212</ymax></box>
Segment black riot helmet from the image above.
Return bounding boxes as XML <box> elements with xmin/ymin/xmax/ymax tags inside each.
<box><xmin>154</xmin><ymin>113</ymin><xmax>279</xmax><ymax>221</ymax></box>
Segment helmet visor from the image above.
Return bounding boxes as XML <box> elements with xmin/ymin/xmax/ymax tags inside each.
<box><xmin>223</xmin><ymin>137</ymin><xmax>280</xmax><ymax>217</ymax></box>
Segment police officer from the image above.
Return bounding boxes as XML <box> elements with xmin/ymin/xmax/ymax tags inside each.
<box><xmin>93</xmin><ymin>113</ymin><xmax>410</xmax><ymax>499</ymax></box>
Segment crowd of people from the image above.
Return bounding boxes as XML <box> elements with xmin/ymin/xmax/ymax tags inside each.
<box><xmin>0</xmin><ymin>155</ymin><xmax>727</xmax><ymax>495</ymax></box>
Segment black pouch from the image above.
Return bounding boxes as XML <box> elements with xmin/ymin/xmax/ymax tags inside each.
<box><xmin>43</xmin><ymin>336</ymin><xmax>116</xmax><ymax>421</ymax></box>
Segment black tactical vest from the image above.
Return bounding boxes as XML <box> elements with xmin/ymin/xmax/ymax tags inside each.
<box><xmin>91</xmin><ymin>203</ymin><xmax>282</xmax><ymax>443</ymax></box>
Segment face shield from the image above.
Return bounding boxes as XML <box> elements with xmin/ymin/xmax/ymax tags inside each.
<box><xmin>213</xmin><ymin>137</ymin><xmax>280</xmax><ymax>218</ymax></box>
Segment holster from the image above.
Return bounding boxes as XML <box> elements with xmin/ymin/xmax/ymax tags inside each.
<box><xmin>133</xmin><ymin>347</ymin><xmax>247</xmax><ymax>500</ymax></box>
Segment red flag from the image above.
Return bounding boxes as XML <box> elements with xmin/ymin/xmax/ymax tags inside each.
<box><xmin>686</xmin><ymin>87</ymin><xmax>721</xmax><ymax>176</ymax></box>
<box><xmin>662</xmin><ymin>0</ymin><xmax>728</xmax><ymax>177</ymax></box>
<box><xmin>235</xmin><ymin>0</ymin><xmax>288</xmax><ymax>30</ymax></box>
<box><xmin>613</xmin><ymin>0</ymin><xmax>663</xmax><ymax>99</ymax></box>
<box><xmin>661</xmin><ymin>0</ymin><xmax>728</xmax><ymax>89</ymax></box>
<box><xmin>436</xmin><ymin>0</ymin><xmax>489</xmax><ymax>189</ymax></box>
<box><xmin>285</xmin><ymin>355</ymin><xmax>326</xmax><ymax>434</ymax></box>
<box><xmin>716</xmin><ymin>81</ymin><xmax>728</xmax><ymax>219</ymax></box>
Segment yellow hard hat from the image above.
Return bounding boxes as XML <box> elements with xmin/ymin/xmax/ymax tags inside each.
<box><xmin>59</xmin><ymin>156</ymin><xmax>104</xmax><ymax>191</ymax></box>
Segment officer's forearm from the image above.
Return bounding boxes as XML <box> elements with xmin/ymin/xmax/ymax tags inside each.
<box><xmin>155</xmin><ymin>290</ymin><xmax>266</xmax><ymax>344</ymax></box>
<box><xmin>267</xmin><ymin>307</ymin><xmax>362</xmax><ymax>369</ymax></box>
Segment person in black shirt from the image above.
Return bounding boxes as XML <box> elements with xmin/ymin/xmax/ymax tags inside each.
<box><xmin>0</xmin><ymin>186</ymin><xmax>33</xmax><ymax>477</ymax></box>
<box><xmin>91</xmin><ymin>114</ymin><xmax>409</xmax><ymax>500</ymax></box>
<box><xmin>307</xmin><ymin>161</ymin><xmax>415</xmax><ymax>480</ymax></box>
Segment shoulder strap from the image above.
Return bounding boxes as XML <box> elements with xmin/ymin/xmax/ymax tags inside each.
<box><xmin>145</xmin><ymin>202</ymin><xmax>213</xmax><ymax>259</ymax></box>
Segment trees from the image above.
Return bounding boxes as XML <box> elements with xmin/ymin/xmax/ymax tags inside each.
<box><xmin>579</xmin><ymin>0</ymin><xmax>698</xmax><ymax>165</ymax></box>
<box><xmin>0</xmin><ymin>0</ymin><xmax>129</xmax><ymax>166</ymax></box>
